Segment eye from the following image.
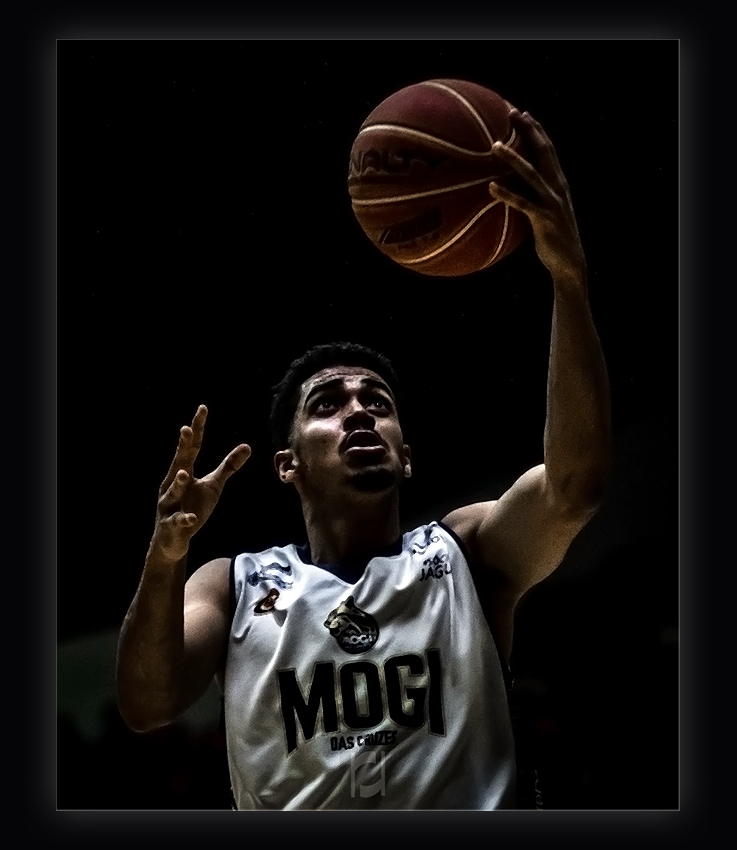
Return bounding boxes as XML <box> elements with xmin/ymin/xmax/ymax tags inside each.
<box><xmin>366</xmin><ymin>395</ymin><xmax>392</xmax><ymax>411</ymax></box>
<box><xmin>313</xmin><ymin>396</ymin><xmax>340</xmax><ymax>414</ymax></box>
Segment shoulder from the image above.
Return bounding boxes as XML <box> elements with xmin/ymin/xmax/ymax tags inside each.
<box><xmin>182</xmin><ymin>558</ymin><xmax>235</xmax><ymax>690</ymax></box>
<box><xmin>441</xmin><ymin>502</ymin><xmax>496</xmax><ymax>536</ymax></box>
<box><xmin>186</xmin><ymin>556</ymin><xmax>232</xmax><ymax>586</ymax></box>
<box><xmin>189</xmin><ymin>546</ymin><xmax>300</xmax><ymax>607</ymax></box>
<box><xmin>441</xmin><ymin>463</ymin><xmax>598</xmax><ymax>595</ymax></box>
<box><xmin>184</xmin><ymin>557</ymin><xmax>232</xmax><ymax>612</ymax></box>
<box><xmin>441</xmin><ymin>502</ymin><xmax>499</xmax><ymax>564</ymax></box>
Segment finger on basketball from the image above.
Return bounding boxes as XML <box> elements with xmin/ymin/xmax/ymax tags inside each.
<box><xmin>492</xmin><ymin>140</ymin><xmax>540</xmax><ymax>183</ymax></box>
<box><xmin>510</xmin><ymin>109</ymin><xmax>544</xmax><ymax>142</ymax></box>
<box><xmin>488</xmin><ymin>181</ymin><xmax>531</xmax><ymax>215</ymax></box>
<box><xmin>510</xmin><ymin>110</ymin><xmax>562</xmax><ymax>176</ymax></box>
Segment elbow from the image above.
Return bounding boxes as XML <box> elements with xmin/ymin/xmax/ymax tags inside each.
<box><xmin>118</xmin><ymin>706</ymin><xmax>174</xmax><ymax>735</ymax></box>
<box><xmin>571</xmin><ymin>491</ymin><xmax>604</xmax><ymax>524</ymax></box>
<box><xmin>548</xmin><ymin>465</ymin><xmax>609</xmax><ymax>521</ymax></box>
<box><xmin>574</xmin><ymin>471</ymin><xmax>608</xmax><ymax>515</ymax></box>
<box><xmin>116</xmin><ymin>690</ymin><xmax>178</xmax><ymax>734</ymax></box>
<box><xmin>114</xmin><ymin>649</ymin><xmax>185</xmax><ymax>733</ymax></box>
<box><xmin>116</xmin><ymin>704</ymin><xmax>157</xmax><ymax>734</ymax></box>
<box><xmin>585</xmin><ymin>450</ymin><xmax>612</xmax><ymax>513</ymax></box>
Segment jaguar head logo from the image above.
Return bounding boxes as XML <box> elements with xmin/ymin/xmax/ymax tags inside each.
<box><xmin>323</xmin><ymin>596</ymin><xmax>379</xmax><ymax>654</ymax></box>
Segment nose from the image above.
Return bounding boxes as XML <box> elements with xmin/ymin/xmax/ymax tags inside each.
<box><xmin>343</xmin><ymin>398</ymin><xmax>375</xmax><ymax>431</ymax></box>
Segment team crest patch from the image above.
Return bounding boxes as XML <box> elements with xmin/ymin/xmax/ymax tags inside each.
<box><xmin>324</xmin><ymin>596</ymin><xmax>379</xmax><ymax>654</ymax></box>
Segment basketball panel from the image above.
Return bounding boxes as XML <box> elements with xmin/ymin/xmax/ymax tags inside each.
<box><xmin>349</xmin><ymin>146</ymin><xmax>503</xmax><ymax>204</ymax></box>
<box><xmin>348</xmin><ymin>124</ymin><xmax>518</xmax><ymax>204</ymax></box>
<box><xmin>351</xmin><ymin>182</ymin><xmax>513</xmax><ymax>265</ymax></box>
<box><xmin>403</xmin><ymin>206</ymin><xmax>528</xmax><ymax>275</ymax></box>
<box><xmin>360</xmin><ymin>82</ymin><xmax>496</xmax><ymax>152</ymax></box>
<box><xmin>428</xmin><ymin>79</ymin><xmax>514</xmax><ymax>142</ymax></box>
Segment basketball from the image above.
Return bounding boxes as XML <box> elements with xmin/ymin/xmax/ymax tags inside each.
<box><xmin>348</xmin><ymin>79</ymin><xmax>529</xmax><ymax>277</ymax></box>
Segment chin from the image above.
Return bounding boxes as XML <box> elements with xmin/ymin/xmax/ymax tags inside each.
<box><xmin>349</xmin><ymin>468</ymin><xmax>399</xmax><ymax>493</ymax></box>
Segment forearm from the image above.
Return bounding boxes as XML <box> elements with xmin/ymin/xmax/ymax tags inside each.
<box><xmin>115</xmin><ymin>406</ymin><xmax>249</xmax><ymax>732</ymax></box>
<box><xmin>544</xmin><ymin>269</ymin><xmax>611</xmax><ymax>511</ymax></box>
<box><xmin>115</xmin><ymin>543</ymin><xmax>189</xmax><ymax>732</ymax></box>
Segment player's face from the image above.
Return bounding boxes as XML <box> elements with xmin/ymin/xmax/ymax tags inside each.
<box><xmin>276</xmin><ymin>366</ymin><xmax>411</xmax><ymax>497</ymax></box>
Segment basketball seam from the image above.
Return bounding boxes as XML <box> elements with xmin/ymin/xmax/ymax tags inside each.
<box><xmin>401</xmin><ymin>201</ymin><xmax>509</xmax><ymax>266</ymax></box>
<box><xmin>351</xmin><ymin>176</ymin><xmax>496</xmax><ymax>206</ymax></box>
<box><xmin>355</xmin><ymin>124</ymin><xmax>497</xmax><ymax>157</ymax></box>
<box><xmin>422</xmin><ymin>80</ymin><xmax>517</xmax><ymax>148</ymax></box>
<box><xmin>479</xmin><ymin>204</ymin><xmax>511</xmax><ymax>269</ymax></box>
<box><xmin>422</xmin><ymin>81</ymin><xmax>497</xmax><ymax>150</ymax></box>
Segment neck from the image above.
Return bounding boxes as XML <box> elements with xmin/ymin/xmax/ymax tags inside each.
<box><xmin>301</xmin><ymin>492</ymin><xmax>402</xmax><ymax>573</ymax></box>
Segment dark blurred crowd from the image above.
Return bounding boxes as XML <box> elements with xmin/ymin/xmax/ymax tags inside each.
<box><xmin>57</xmin><ymin>702</ymin><xmax>233</xmax><ymax>809</ymax></box>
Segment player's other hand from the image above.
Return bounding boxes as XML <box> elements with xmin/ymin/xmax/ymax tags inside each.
<box><xmin>152</xmin><ymin>405</ymin><xmax>251</xmax><ymax>563</ymax></box>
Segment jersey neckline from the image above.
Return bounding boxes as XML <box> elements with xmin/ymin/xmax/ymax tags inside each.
<box><xmin>295</xmin><ymin>536</ymin><xmax>404</xmax><ymax>584</ymax></box>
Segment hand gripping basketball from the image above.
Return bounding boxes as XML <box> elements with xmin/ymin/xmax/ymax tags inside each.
<box><xmin>154</xmin><ymin>405</ymin><xmax>251</xmax><ymax>563</ymax></box>
<box><xmin>487</xmin><ymin>109</ymin><xmax>586</xmax><ymax>284</ymax></box>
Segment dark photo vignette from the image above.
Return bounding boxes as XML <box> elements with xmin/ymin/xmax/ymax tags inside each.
<box><xmin>16</xmin><ymin>6</ymin><xmax>724</xmax><ymax>846</ymax></box>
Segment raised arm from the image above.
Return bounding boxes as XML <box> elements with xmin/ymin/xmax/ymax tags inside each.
<box><xmin>116</xmin><ymin>405</ymin><xmax>251</xmax><ymax>732</ymax></box>
<box><xmin>444</xmin><ymin>109</ymin><xmax>611</xmax><ymax>659</ymax></box>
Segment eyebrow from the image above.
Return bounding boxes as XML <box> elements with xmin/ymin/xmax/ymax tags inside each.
<box><xmin>303</xmin><ymin>377</ymin><xmax>394</xmax><ymax>407</ymax></box>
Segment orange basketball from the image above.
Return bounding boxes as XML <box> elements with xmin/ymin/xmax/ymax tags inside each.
<box><xmin>348</xmin><ymin>79</ymin><xmax>529</xmax><ymax>277</ymax></box>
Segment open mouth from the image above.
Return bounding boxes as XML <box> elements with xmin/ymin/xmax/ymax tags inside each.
<box><xmin>342</xmin><ymin>429</ymin><xmax>386</xmax><ymax>452</ymax></box>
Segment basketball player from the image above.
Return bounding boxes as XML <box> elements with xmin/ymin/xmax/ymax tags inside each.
<box><xmin>116</xmin><ymin>108</ymin><xmax>611</xmax><ymax>809</ymax></box>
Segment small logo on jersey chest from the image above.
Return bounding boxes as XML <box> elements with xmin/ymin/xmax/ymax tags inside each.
<box><xmin>247</xmin><ymin>562</ymin><xmax>294</xmax><ymax>590</ymax></box>
<box><xmin>419</xmin><ymin>552</ymin><xmax>452</xmax><ymax>581</ymax></box>
<box><xmin>324</xmin><ymin>596</ymin><xmax>379</xmax><ymax>654</ymax></box>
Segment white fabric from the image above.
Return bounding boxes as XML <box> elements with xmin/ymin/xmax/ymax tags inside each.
<box><xmin>224</xmin><ymin>521</ymin><xmax>516</xmax><ymax>809</ymax></box>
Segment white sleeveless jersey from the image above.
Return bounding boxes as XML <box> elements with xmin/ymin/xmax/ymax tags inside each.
<box><xmin>224</xmin><ymin>521</ymin><xmax>516</xmax><ymax>809</ymax></box>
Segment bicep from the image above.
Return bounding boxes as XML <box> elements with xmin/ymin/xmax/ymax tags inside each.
<box><xmin>181</xmin><ymin>557</ymin><xmax>231</xmax><ymax>701</ymax></box>
<box><xmin>444</xmin><ymin>464</ymin><xmax>597</xmax><ymax>597</ymax></box>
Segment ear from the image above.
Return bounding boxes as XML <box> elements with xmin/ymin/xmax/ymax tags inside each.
<box><xmin>274</xmin><ymin>449</ymin><xmax>298</xmax><ymax>484</ymax></box>
<box><xmin>402</xmin><ymin>443</ymin><xmax>412</xmax><ymax>479</ymax></box>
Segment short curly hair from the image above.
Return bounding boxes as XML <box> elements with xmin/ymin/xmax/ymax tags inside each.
<box><xmin>270</xmin><ymin>341</ymin><xmax>403</xmax><ymax>449</ymax></box>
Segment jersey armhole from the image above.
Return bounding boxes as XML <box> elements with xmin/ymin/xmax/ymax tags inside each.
<box><xmin>437</xmin><ymin>520</ymin><xmax>513</xmax><ymax>687</ymax></box>
<box><xmin>229</xmin><ymin>555</ymin><xmax>237</xmax><ymax>627</ymax></box>
<box><xmin>437</xmin><ymin>519</ymin><xmax>473</xmax><ymax>564</ymax></box>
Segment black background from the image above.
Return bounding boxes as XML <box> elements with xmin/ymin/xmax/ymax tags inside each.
<box><xmin>56</xmin><ymin>38</ymin><xmax>678</xmax><ymax>810</ymax></box>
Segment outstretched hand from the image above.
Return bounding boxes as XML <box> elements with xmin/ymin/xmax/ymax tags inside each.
<box><xmin>489</xmin><ymin>108</ymin><xmax>586</xmax><ymax>286</ymax></box>
<box><xmin>153</xmin><ymin>405</ymin><xmax>251</xmax><ymax>563</ymax></box>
